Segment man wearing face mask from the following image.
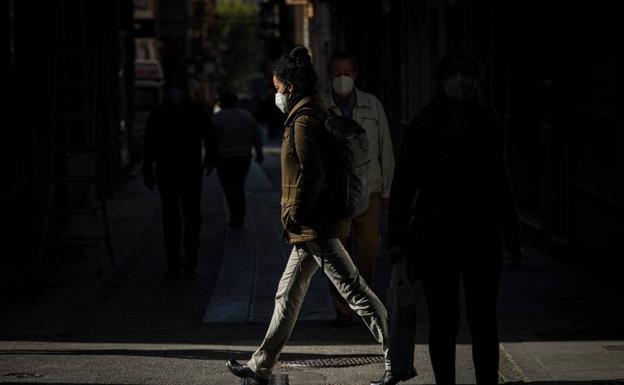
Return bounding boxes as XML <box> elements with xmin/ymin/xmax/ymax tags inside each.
<box><xmin>322</xmin><ymin>52</ymin><xmax>395</xmax><ymax>327</ymax></box>
<box><xmin>388</xmin><ymin>50</ymin><xmax>524</xmax><ymax>384</ymax></box>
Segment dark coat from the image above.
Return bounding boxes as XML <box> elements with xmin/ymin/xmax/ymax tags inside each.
<box><xmin>143</xmin><ymin>102</ymin><xmax>217</xmax><ymax>183</ymax></box>
<box><xmin>388</xmin><ymin>97</ymin><xmax>521</xmax><ymax>262</ymax></box>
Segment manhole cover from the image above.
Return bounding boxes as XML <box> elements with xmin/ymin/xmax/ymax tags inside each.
<box><xmin>279</xmin><ymin>355</ymin><xmax>384</xmax><ymax>368</ymax></box>
<box><xmin>3</xmin><ymin>372</ymin><xmax>44</xmax><ymax>379</ymax></box>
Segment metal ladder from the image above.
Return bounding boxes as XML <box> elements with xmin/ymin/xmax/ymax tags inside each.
<box><xmin>37</xmin><ymin>0</ymin><xmax>113</xmax><ymax>277</ymax></box>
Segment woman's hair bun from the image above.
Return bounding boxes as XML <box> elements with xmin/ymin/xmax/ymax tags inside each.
<box><xmin>289</xmin><ymin>46</ymin><xmax>312</xmax><ymax>68</ymax></box>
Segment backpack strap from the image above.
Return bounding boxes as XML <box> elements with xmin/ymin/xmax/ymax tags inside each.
<box><xmin>285</xmin><ymin>107</ymin><xmax>326</xmax><ymax>162</ymax></box>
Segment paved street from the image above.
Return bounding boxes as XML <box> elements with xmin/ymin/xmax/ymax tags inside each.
<box><xmin>1</xmin><ymin>141</ymin><xmax>623</xmax><ymax>385</ymax></box>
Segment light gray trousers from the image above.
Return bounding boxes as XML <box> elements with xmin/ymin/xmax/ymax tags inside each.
<box><xmin>247</xmin><ymin>238</ymin><xmax>391</xmax><ymax>379</ymax></box>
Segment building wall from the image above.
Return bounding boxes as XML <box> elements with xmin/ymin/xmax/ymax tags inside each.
<box><xmin>3</xmin><ymin>0</ymin><xmax>135</xmax><ymax>274</ymax></box>
<box><xmin>158</xmin><ymin>0</ymin><xmax>218</xmax><ymax>103</ymax></box>
<box><xmin>303</xmin><ymin>0</ymin><xmax>620</xmax><ymax>262</ymax></box>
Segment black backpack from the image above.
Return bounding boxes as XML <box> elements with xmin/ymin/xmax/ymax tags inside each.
<box><xmin>286</xmin><ymin>108</ymin><xmax>370</xmax><ymax>220</ymax></box>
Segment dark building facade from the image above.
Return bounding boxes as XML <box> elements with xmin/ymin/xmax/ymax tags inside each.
<box><xmin>2</xmin><ymin>0</ymin><xmax>619</xmax><ymax>291</ymax></box>
<box><xmin>2</xmin><ymin>0</ymin><xmax>219</xmax><ymax>288</ymax></box>
<box><xmin>3</xmin><ymin>1</ymin><xmax>135</xmax><ymax>282</ymax></box>
<box><xmin>282</xmin><ymin>0</ymin><xmax>620</xmax><ymax>268</ymax></box>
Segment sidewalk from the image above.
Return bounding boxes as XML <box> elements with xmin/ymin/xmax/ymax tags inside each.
<box><xmin>202</xmin><ymin>158</ymin><xmax>335</xmax><ymax>324</ymax></box>
<box><xmin>1</xmin><ymin>144</ymin><xmax>623</xmax><ymax>384</ymax></box>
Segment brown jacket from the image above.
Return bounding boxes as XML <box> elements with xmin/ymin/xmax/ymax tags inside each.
<box><xmin>281</xmin><ymin>96</ymin><xmax>350</xmax><ymax>243</ymax></box>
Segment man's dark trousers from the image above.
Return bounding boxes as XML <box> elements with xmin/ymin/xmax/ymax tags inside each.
<box><xmin>157</xmin><ymin>171</ymin><xmax>203</xmax><ymax>273</ymax></box>
<box><xmin>216</xmin><ymin>156</ymin><xmax>251</xmax><ymax>225</ymax></box>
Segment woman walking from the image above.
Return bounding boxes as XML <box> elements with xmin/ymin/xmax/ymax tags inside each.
<box><xmin>225</xmin><ymin>46</ymin><xmax>400</xmax><ymax>385</ymax></box>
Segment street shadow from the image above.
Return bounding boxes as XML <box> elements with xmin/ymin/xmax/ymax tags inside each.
<box><xmin>3</xmin><ymin>319</ymin><xmax>624</xmax><ymax>346</ymax></box>
<box><xmin>2</xmin><ymin>190</ymin><xmax>624</xmax><ymax>348</ymax></box>
<box><xmin>1</xmin><ymin>380</ymin><xmax>623</xmax><ymax>385</ymax></box>
<box><xmin>504</xmin><ymin>382</ymin><xmax>624</xmax><ymax>385</ymax></box>
<box><xmin>0</xmin><ymin>347</ymin><xmax>382</xmax><ymax>364</ymax></box>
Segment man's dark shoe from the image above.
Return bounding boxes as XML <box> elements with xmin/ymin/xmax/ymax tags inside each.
<box><xmin>370</xmin><ymin>370</ymin><xmax>403</xmax><ymax>385</ymax></box>
<box><xmin>226</xmin><ymin>359</ymin><xmax>268</xmax><ymax>385</ymax></box>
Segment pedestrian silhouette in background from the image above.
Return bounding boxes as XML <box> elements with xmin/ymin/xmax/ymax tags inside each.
<box><xmin>257</xmin><ymin>83</ymin><xmax>286</xmax><ymax>139</ymax></box>
<box><xmin>142</xmin><ymin>88</ymin><xmax>217</xmax><ymax>277</ymax></box>
<box><xmin>322</xmin><ymin>52</ymin><xmax>396</xmax><ymax>327</ymax></box>
<box><xmin>212</xmin><ymin>92</ymin><xmax>264</xmax><ymax>228</ymax></box>
<box><xmin>226</xmin><ymin>46</ymin><xmax>400</xmax><ymax>385</ymax></box>
<box><xmin>388</xmin><ymin>51</ymin><xmax>524</xmax><ymax>385</ymax></box>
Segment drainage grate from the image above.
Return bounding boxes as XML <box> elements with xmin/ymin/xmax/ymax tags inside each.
<box><xmin>3</xmin><ymin>372</ymin><xmax>44</xmax><ymax>379</ymax></box>
<box><xmin>279</xmin><ymin>354</ymin><xmax>384</xmax><ymax>368</ymax></box>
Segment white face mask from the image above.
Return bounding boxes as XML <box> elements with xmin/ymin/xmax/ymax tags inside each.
<box><xmin>332</xmin><ymin>75</ymin><xmax>354</xmax><ymax>97</ymax></box>
<box><xmin>443</xmin><ymin>73</ymin><xmax>476</xmax><ymax>101</ymax></box>
<box><xmin>275</xmin><ymin>92</ymin><xmax>288</xmax><ymax>113</ymax></box>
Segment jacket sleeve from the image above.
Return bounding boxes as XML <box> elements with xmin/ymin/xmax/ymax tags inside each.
<box><xmin>387</xmin><ymin>116</ymin><xmax>422</xmax><ymax>248</ymax></box>
<box><xmin>377</xmin><ymin>99</ymin><xmax>395</xmax><ymax>199</ymax></box>
<box><xmin>290</xmin><ymin>115</ymin><xmax>325</xmax><ymax>224</ymax></box>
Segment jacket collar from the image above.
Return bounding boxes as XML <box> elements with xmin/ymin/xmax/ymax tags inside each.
<box><xmin>326</xmin><ymin>88</ymin><xmax>371</xmax><ymax>115</ymax></box>
<box><xmin>286</xmin><ymin>96</ymin><xmax>314</xmax><ymax>122</ymax></box>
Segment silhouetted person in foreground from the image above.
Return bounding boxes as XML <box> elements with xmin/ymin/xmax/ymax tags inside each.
<box><xmin>142</xmin><ymin>88</ymin><xmax>217</xmax><ymax>276</ymax></box>
<box><xmin>212</xmin><ymin>92</ymin><xmax>264</xmax><ymax>227</ymax></box>
<box><xmin>388</xmin><ymin>51</ymin><xmax>524</xmax><ymax>384</ymax></box>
